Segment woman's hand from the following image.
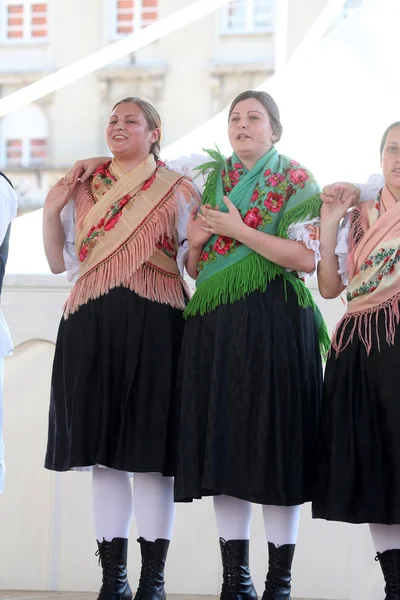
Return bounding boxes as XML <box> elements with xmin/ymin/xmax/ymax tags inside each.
<box><xmin>187</xmin><ymin>204</ymin><xmax>216</xmax><ymax>249</ymax></box>
<box><xmin>320</xmin><ymin>187</ymin><xmax>357</xmax><ymax>223</ymax></box>
<box><xmin>44</xmin><ymin>178</ymin><xmax>78</xmax><ymax>216</ymax></box>
<box><xmin>321</xmin><ymin>182</ymin><xmax>359</xmax><ymax>206</ymax></box>
<box><xmin>65</xmin><ymin>156</ymin><xmax>110</xmax><ymax>184</ymax></box>
<box><xmin>201</xmin><ymin>196</ymin><xmax>245</xmax><ymax>239</ymax></box>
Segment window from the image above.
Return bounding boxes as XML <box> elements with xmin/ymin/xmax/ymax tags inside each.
<box><xmin>2</xmin><ymin>0</ymin><xmax>48</xmax><ymax>42</ymax></box>
<box><xmin>222</xmin><ymin>0</ymin><xmax>273</xmax><ymax>34</ymax></box>
<box><xmin>112</xmin><ymin>0</ymin><xmax>159</xmax><ymax>37</ymax></box>
<box><xmin>6</xmin><ymin>139</ymin><xmax>23</xmax><ymax>165</ymax></box>
<box><xmin>1</xmin><ymin>104</ymin><xmax>49</xmax><ymax>167</ymax></box>
<box><xmin>5</xmin><ymin>138</ymin><xmax>47</xmax><ymax>166</ymax></box>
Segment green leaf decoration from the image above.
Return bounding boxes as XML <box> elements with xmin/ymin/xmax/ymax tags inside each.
<box><xmin>193</xmin><ymin>145</ymin><xmax>226</xmax><ymax>207</ymax></box>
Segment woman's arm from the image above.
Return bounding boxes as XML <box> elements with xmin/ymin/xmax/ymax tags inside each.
<box><xmin>200</xmin><ymin>196</ymin><xmax>315</xmax><ymax>273</ymax></box>
<box><xmin>317</xmin><ymin>191</ymin><xmax>358</xmax><ymax>298</ymax></box>
<box><xmin>236</xmin><ymin>226</ymin><xmax>315</xmax><ymax>273</ymax></box>
<box><xmin>66</xmin><ymin>156</ymin><xmax>110</xmax><ymax>184</ymax></box>
<box><xmin>186</xmin><ymin>244</ymin><xmax>203</xmax><ymax>280</ymax></box>
<box><xmin>317</xmin><ymin>216</ymin><xmax>345</xmax><ymax>299</ymax></box>
<box><xmin>43</xmin><ymin>179</ymin><xmax>77</xmax><ymax>274</ymax></box>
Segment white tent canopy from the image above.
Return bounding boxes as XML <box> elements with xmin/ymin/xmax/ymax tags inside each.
<box><xmin>7</xmin><ymin>0</ymin><xmax>399</xmax><ymax>275</ymax></box>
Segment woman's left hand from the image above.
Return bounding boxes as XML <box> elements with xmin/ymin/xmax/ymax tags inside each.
<box><xmin>201</xmin><ymin>196</ymin><xmax>245</xmax><ymax>239</ymax></box>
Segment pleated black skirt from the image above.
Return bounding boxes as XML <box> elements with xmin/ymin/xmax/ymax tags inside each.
<box><xmin>45</xmin><ymin>286</ymin><xmax>185</xmax><ymax>475</ymax></box>
<box><xmin>175</xmin><ymin>277</ymin><xmax>323</xmax><ymax>505</ymax></box>
<box><xmin>313</xmin><ymin>309</ymin><xmax>400</xmax><ymax>524</ymax></box>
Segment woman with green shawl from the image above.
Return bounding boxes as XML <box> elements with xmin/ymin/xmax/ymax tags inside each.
<box><xmin>178</xmin><ymin>90</ymin><xmax>328</xmax><ymax>600</ymax></box>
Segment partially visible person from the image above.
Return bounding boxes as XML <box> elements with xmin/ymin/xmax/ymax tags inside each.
<box><xmin>313</xmin><ymin>121</ymin><xmax>400</xmax><ymax>599</ymax></box>
<box><xmin>0</xmin><ymin>171</ymin><xmax>17</xmax><ymax>493</ymax></box>
<box><xmin>43</xmin><ymin>97</ymin><xmax>201</xmax><ymax>600</ymax></box>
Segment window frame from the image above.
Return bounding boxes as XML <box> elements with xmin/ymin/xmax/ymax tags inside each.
<box><xmin>220</xmin><ymin>0</ymin><xmax>274</xmax><ymax>35</ymax></box>
<box><xmin>109</xmin><ymin>0</ymin><xmax>159</xmax><ymax>39</ymax></box>
<box><xmin>1</xmin><ymin>137</ymin><xmax>48</xmax><ymax>167</ymax></box>
<box><xmin>0</xmin><ymin>0</ymin><xmax>49</xmax><ymax>44</ymax></box>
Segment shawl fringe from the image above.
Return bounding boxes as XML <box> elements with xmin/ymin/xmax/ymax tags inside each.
<box><xmin>184</xmin><ymin>252</ymin><xmax>330</xmax><ymax>356</ymax></box>
<box><xmin>65</xmin><ymin>179</ymin><xmax>188</xmax><ymax>316</ymax></box>
<box><xmin>331</xmin><ymin>287</ymin><xmax>400</xmax><ymax>356</ymax></box>
<box><xmin>64</xmin><ymin>260</ymin><xmax>189</xmax><ymax>318</ymax></box>
<box><xmin>277</xmin><ymin>193</ymin><xmax>322</xmax><ymax>238</ymax></box>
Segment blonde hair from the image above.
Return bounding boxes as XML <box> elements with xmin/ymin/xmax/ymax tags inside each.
<box><xmin>112</xmin><ymin>96</ymin><xmax>162</xmax><ymax>159</ymax></box>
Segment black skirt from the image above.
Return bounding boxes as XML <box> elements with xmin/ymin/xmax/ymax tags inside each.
<box><xmin>312</xmin><ymin>310</ymin><xmax>400</xmax><ymax>524</ymax></box>
<box><xmin>45</xmin><ymin>286</ymin><xmax>185</xmax><ymax>475</ymax></box>
<box><xmin>174</xmin><ymin>277</ymin><xmax>323</xmax><ymax>505</ymax></box>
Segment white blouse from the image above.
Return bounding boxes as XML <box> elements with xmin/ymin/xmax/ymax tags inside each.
<box><xmin>335</xmin><ymin>173</ymin><xmax>384</xmax><ymax>285</ymax></box>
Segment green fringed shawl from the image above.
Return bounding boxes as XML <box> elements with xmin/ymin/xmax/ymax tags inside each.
<box><xmin>185</xmin><ymin>147</ymin><xmax>330</xmax><ymax>355</ymax></box>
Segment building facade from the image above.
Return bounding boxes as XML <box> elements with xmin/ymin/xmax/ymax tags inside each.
<box><xmin>0</xmin><ymin>0</ymin><xmax>362</xmax><ymax>213</ymax></box>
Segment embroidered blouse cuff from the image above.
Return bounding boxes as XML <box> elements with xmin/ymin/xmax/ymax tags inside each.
<box><xmin>287</xmin><ymin>218</ymin><xmax>321</xmax><ymax>278</ymax></box>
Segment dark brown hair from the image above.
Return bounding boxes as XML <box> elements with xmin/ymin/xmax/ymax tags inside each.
<box><xmin>228</xmin><ymin>90</ymin><xmax>283</xmax><ymax>142</ymax></box>
<box><xmin>380</xmin><ymin>121</ymin><xmax>400</xmax><ymax>158</ymax></box>
<box><xmin>112</xmin><ymin>96</ymin><xmax>162</xmax><ymax>159</ymax></box>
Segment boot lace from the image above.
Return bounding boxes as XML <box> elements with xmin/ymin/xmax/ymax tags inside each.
<box><xmin>376</xmin><ymin>552</ymin><xmax>400</xmax><ymax>596</ymax></box>
<box><xmin>264</xmin><ymin>547</ymin><xmax>291</xmax><ymax>597</ymax></box>
<box><xmin>135</xmin><ymin>547</ymin><xmax>159</xmax><ymax>599</ymax></box>
<box><xmin>220</xmin><ymin>541</ymin><xmax>242</xmax><ymax>599</ymax></box>
<box><xmin>96</xmin><ymin>541</ymin><xmax>119</xmax><ymax>598</ymax></box>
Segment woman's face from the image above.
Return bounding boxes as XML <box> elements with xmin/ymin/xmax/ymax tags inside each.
<box><xmin>106</xmin><ymin>102</ymin><xmax>159</xmax><ymax>159</ymax></box>
<box><xmin>382</xmin><ymin>126</ymin><xmax>400</xmax><ymax>192</ymax></box>
<box><xmin>228</xmin><ymin>98</ymin><xmax>276</xmax><ymax>163</ymax></box>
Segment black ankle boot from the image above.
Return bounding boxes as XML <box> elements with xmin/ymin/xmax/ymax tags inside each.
<box><xmin>96</xmin><ymin>537</ymin><xmax>132</xmax><ymax>600</ymax></box>
<box><xmin>219</xmin><ymin>538</ymin><xmax>258</xmax><ymax>600</ymax></box>
<box><xmin>134</xmin><ymin>537</ymin><xmax>170</xmax><ymax>600</ymax></box>
<box><xmin>261</xmin><ymin>543</ymin><xmax>295</xmax><ymax>600</ymax></box>
<box><xmin>376</xmin><ymin>549</ymin><xmax>400</xmax><ymax>599</ymax></box>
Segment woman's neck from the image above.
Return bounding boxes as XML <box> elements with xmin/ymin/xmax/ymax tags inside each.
<box><xmin>114</xmin><ymin>150</ymin><xmax>151</xmax><ymax>172</ymax></box>
<box><xmin>235</xmin><ymin>147</ymin><xmax>273</xmax><ymax>171</ymax></box>
<box><xmin>387</xmin><ymin>183</ymin><xmax>400</xmax><ymax>203</ymax></box>
<box><xmin>238</xmin><ymin>157</ymin><xmax>257</xmax><ymax>171</ymax></box>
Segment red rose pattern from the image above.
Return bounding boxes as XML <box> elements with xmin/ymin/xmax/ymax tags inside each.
<box><xmin>264</xmin><ymin>191</ymin><xmax>284</xmax><ymax>213</ymax></box>
<box><xmin>141</xmin><ymin>172</ymin><xmax>157</xmax><ymax>191</ymax></box>
<box><xmin>244</xmin><ymin>207</ymin><xmax>263</xmax><ymax>229</ymax></box>
<box><xmin>204</xmin><ymin>159</ymin><xmax>314</xmax><ymax>265</ymax></box>
<box><xmin>156</xmin><ymin>234</ymin><xmax>177</xmax><ymax>260</ymax></box>
<box><xmin>214</xmin><ymin>236</ymin><xmax>234</xmax><ymax>255</ymax></box>
<box><xmin>289</xmin><ymin>168</ymin><xmax>309</xmax><ymax>187</ymax></box>
<box><xmin>267</xmin><ymin>173</ymin><xmax>285</xmax><ymax>187</ymax></box>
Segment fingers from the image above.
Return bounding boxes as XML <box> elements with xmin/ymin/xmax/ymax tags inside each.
<box><xmin>188</xmin><ymin>205</ymin><xmax>198</xmax><ymax>223</ymax></box>
<box><xmin>80</xmin><ymin>167</ymin><xmax>92</xmax><ymax>183</ymax></box>
<box><xmin>320</xmin><ymin>193</ymin><xmax>336</xmax><ymax>204</ymax></box>
<box><xmin>203</xmin><ymin>204</ymin><xmax>219</xmax><ymax>211</ymax></box>
<box><xmin>223</xmin><ymin>195</ymin><xmax>233</xmax><ymax>207</ymax></box>
<box><xmin>201</xmin><ymin>225</ymin><xmax>216</xmax><ymax>235</ymax></box>
<box><xmin>66</xmin><ymin>165</ymin><xmax>84</xmax><ymax>185</ymax></box>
